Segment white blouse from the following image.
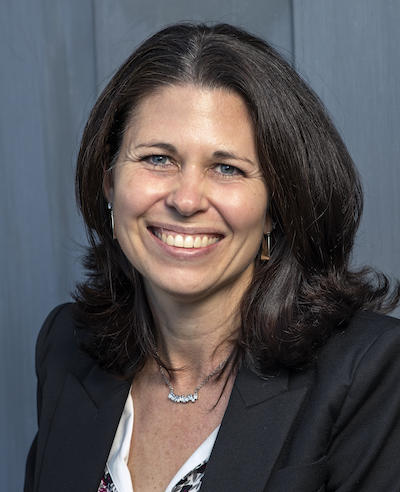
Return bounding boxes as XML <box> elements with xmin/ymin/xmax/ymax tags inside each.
<box><xmin>98</xmin><ymin>390</ymin><xmax>220</xmax><ymax>492</ymax></box>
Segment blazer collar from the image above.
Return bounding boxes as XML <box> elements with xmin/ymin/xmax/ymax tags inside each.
<box><xmin>201</xmin><ymin>365</ymin><xmax>309</xmax><ymax>492</ymax></box>
<box><xmin>235</xmin><ymin>363</ymin><xmax>289</xmax><ymax>405</ymax></box>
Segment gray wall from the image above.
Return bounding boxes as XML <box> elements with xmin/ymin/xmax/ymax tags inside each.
<box><xmin>1</xmin><ymin>1</ymin><xmax>399</xmax><ymax>489</ymax></box>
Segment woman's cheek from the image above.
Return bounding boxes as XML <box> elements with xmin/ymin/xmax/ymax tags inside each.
<box><xmin>115</xmin><ymin>175</ymin><xmax>166</xmax><ymax>217</ymax></box>
<box><xmin>220</xmin><ymin>189</ymin><xmax>267</xmax><ymax>230</ymax></box>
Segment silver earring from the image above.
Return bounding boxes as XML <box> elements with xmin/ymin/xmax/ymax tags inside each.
<box><xmin>260</xmin><ymin>232</ymin><xmax>271</xmax><ymax>261</ymax></box>
<box><xmin>108</xmin><ymin>202</ymin><xmax>115</xmax><ymax>239</ymax></box>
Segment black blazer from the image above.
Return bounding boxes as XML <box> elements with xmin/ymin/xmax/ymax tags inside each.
<box><xmin>25</xmin><ymin>304</ymin><xmax>400</xmax><ymax>491</ymax></box>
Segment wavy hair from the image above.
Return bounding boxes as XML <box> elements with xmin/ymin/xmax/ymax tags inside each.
<box><xmin>74</xmin><ymin>23</ymin><xmax>399</xmax><ymax>377</ymax></box>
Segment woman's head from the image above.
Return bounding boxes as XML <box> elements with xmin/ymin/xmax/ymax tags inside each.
<box><xmin>77</xmin><ymin>23</ymin><xmax>361</xmax><ymax>278</ymax></box>
<box><xmin>103</xmin><ymin>84</ymin><xmax>269</xmax><ymax>302</ymax></box>
<box><xmin>76</xmin><ymin>23</ymin><xmax>397</xmax><ymax>375</ymax></box>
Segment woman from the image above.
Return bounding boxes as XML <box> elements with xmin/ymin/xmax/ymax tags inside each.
<box><xmin>25</xmin><ymin>23</ymin><xmax>400</xmax><ymax>492</ymax></box>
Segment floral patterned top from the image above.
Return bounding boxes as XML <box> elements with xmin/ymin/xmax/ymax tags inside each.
<box><xmin>97</xmin><ymin>390</ymin><xmax>219</xmax><ymax>492</ymax></box>
<box><xmin>98</xmin><ymin>469</ymin><xmax>117</xmax><ymax>492</ymax></box>
<box><xmin>98</xmin><ymin>460</ymin><xmax>207</xmax><ymax>492</ymax></box>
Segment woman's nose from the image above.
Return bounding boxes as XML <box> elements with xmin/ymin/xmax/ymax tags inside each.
<box><xmin>165</xmin><ymin>168</ymin><xmax>209</xmax><ymax>216</ymax></box>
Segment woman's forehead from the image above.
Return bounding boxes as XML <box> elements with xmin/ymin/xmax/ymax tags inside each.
<box><xmin>121</xmin><ymin>84</ymin><xmax>258</xmax><ymax>158</ymax></box>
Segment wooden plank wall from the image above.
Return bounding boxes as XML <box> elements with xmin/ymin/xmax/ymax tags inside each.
<box><xmin>1</xmin><ymin>1</ymin><xmax>398</xmax><ymax>489</ymax></box>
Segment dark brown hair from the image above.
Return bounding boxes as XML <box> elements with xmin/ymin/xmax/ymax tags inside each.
<box><xmin>74</xmin><ymin>23</ymin><xmax>399</xmax><ymax>377</ymax></box>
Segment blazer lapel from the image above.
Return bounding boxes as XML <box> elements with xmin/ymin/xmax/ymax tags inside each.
<box><xmin>36</xmin><ymin>364</ymin><xmax>131</xmax><ymax>492</ymax></box>
<box><xmin>201</xmin><ymin>365</ymin><xmax>309</xmax><ymax>492</ymax></box>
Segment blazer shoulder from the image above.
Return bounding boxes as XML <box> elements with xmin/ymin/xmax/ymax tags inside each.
<box><xmin>37</xmin><ymin>303</ymin><xmax>75</xmax><ymax>349</ymax></box>
<box><xmin>336</xmin><ymin>310</ymin><xmax>400</xmax><ymax>352</ymax></box>
<box><xmin>347</xmin><ymin>309</ymin><xmax>400</xmax><ymax>334</ymax></box>
<box><xmin>316</xmin><ymin>310</ymin><xmax>400</xmax><ymax>383</ymax></box>
<box><xmin>324</xmin><ymin>312</ymin><xmax>400</xmax><ymax>489</ymax></box>
<box><xmin>35</xmin><ymin>303</ymin><xmax>90</xmax><ymax>382</ymax></box>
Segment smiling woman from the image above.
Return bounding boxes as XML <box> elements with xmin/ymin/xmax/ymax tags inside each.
<box><xmin>104</xmin><ymin>85</ymin><xmax>268</xmax><ymax>301</ymax></box>
<box><xmin>25</xmin><ymin>23</ymin><xmax>400</xmax><ymax>492</ymax></box>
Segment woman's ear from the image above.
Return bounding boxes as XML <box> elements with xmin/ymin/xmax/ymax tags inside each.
<box><xmin>103</xmin><ymin>168</ymin><xmax>114</xmax><ymax>203</ymax></box>
<box><xmin>264</xmin><ymin>214</ymin><xmax>273</xmax><ymax>234</ymax></box>
<box><xmin>103</xmin><ymin>143</ymin><xmax>115</xmax><ymax>203</ymax></box>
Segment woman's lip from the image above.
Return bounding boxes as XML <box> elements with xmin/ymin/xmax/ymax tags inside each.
<box><xmin>148</xmin><ymin>227</ymin><xmax>222</xmax><ymax>257</ymax></box>
<box><xmin>147</xmin><ymin>222</ymin><xmax>225</xmax><ymax>237</ymax></box>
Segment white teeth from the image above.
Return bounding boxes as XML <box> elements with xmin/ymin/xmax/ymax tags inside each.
<box><xmin>174</xmin><ymin>235</ymin><xmax>184</xmax><ymax>247</ymax></box>
<box><xmin>153</xmin><ymin>229</ymin><xmax>220</xmax><ymax>249</ymax></box>
<box><xmin>184</xmin><ymin>236</ymin><xmax>194</xmax><ymax>248</ymax></box>
<box><xmin>193</xmin><ymin>236</ymin><xmax>202</xmax><ymax>248</ymax></box>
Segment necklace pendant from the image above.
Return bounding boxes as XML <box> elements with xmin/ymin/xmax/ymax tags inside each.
<box><xmin>168</xmin><ymin>390</ymin><xmax>198</xmax><ymax>403</ymax></box>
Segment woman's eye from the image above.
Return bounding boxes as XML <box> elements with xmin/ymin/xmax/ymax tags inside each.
<box><xmin>215</xmin><ymin>164</ymin><xmax>243</xmax><ymax>176</ymax></box>
<box><xmin>144</xmin><ymin>155</ymin><xmax>172</xmax><ymax>166</ymax></box>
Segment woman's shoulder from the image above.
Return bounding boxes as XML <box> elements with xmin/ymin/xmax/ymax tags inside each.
<box><xmin>344</xmin><ymin>309</ymin><xmax>400</xmax><ymax>337</ymax></box>
<box><xmin>35</xmin><ymin>302</ymin><xmax>91</xmax><ymax>380</ymax></box>
<box><xmin>327</xmin><ymin>310</ymin><xmax>400</xmax><ymax>354</ymax></box>
<box><xmin>36</xmin><ymin>302</ymin><xmax>77</xmax><ymax>352</ymax></box>
<box><xmin>315</xmin><ymin>310</ymin><xmax>400</xmax><ymax>385</ymax></box>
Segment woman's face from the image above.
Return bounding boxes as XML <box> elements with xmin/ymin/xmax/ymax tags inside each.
<box><xmin>105</xmin><ymin>84</ymin><xmax>269</xmax><ymax>302</ymax></box>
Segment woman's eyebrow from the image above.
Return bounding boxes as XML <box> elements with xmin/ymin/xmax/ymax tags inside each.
<box><xmin>212</xmin><ymin>150</ymin><xmax>256</xmax><ymax>167</ymax></box>
<box><xmin>134</xmin><ymin>142</ymin><xmax>256</xmax><ymax>167</ymax></box>
<box><xmin>134</xmin><ymin>142</ymin><xmax>177</xmax><ymax>153</ymax></box>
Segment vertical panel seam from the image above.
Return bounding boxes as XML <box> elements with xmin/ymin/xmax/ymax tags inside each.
<box><xmin>90</xmin><ymin>0</ymin><xmax>98</xmax><ymax>93</ymax></box>
<box><xmin>289</xmin><ymin>0</ymin><xmax>296</xmax><ymax>68</ymax></box>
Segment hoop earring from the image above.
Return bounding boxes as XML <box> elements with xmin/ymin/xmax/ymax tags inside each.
<box><xmin>260</xmin><ymin>232</ymin><xmax>271</xmax><ymax>261</ymax></box>
<box><xmin>108</xmin><ymin>202</ymin><xmax>116</xmax><ymax>239</ymax></box>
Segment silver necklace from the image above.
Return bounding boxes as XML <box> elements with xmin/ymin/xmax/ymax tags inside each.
<box><xmin>158</xmin><ymin>357</ymin><xmax>228</xmax><ymax>404</ymax></box>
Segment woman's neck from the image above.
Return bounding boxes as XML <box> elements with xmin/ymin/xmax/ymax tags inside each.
<box><xmin>144</xmin><ymin>280</ymin><xmax>246</xmax><ymax>376</ymax></box>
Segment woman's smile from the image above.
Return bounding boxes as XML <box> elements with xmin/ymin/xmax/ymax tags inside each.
<box><xmin>150</xmin><ymin>227</ymin><xmax>222</xmax><ymax>249</ymax></box>
<box><xmin>105</xmin><ymin>84</ymin><xmax>269</xmax><ymax>300</ymax></box>
<box><xmin>146</xmin><ymin>225</ymin><xmax>224</xmax><ymax>262</ymax></box>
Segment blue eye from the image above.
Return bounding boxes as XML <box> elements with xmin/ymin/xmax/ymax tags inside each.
<box><xmin>216</xmin><ymin>164</ymin><xmax>242</xmax><ymax>176</ymax></box>
<box><xmin>144</xmin><ymin>155</ymin><xmax>171</xmax><ymax>166</ymax></box>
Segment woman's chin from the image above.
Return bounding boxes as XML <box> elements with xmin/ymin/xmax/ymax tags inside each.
<box><xmin>145</xmin><ymin>277</ymin><xmax>219</xmax><ymax>303</ymax></box>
